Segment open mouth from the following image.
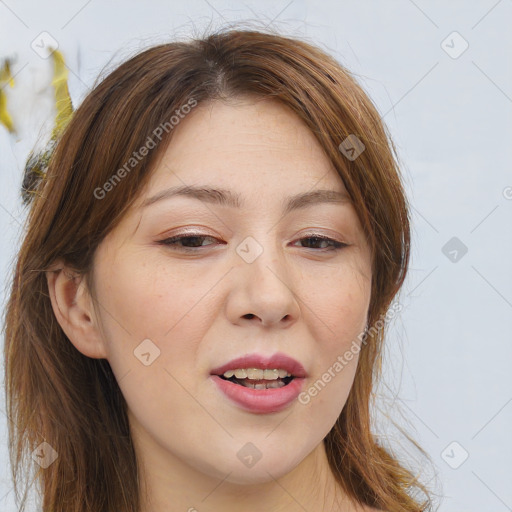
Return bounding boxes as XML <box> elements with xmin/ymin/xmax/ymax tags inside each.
<box><xmin>218</xmin><ymin>374</ymin><xmax>295</xmax><ymax>389</ymax></box>
<box><xmin>210</xmin><ymin>354</ymin><xmax>307</xmax><ymax>399</ymax></box>
<box><xmin>210</xmin><ymin>360</ymin><xmax>306</xmax><ymax>413</ymax></box>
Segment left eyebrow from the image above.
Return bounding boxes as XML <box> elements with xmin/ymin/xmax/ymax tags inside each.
<box><xmin>141</xmin><ymin>185</ymin><xmax>351</xmax><ymax>215</ymax></box>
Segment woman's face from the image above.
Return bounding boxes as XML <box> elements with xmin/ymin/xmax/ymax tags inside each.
<box><xmin>90</xmin><ymin>97</ymin><xmax>372</xmax><ymax>485</ymax></box>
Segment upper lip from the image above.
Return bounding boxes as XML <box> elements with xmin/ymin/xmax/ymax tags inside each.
<box><xmin>210</xmin><ymin>352</ymin><xmax>307</xmax><ymax>378</ymax></box>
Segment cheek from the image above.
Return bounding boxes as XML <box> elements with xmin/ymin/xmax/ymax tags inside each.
<box><xmin>306</xmin><ymin>260</ymin><xmax>371</xmax><ymax>340</ymax></box>
<box><xmin>92</xmin><ymin>253</ymin><xmax>218</xmax><ymax>388</ymax></box>
<box><xmin>92</xmin><ymin>256</ymin><xmax>218</xmax><ymax>436</ymax></box>
<box><xmin>95</xmin><ymin>254</ymin><xmax>208</xmax><ymax>338</ymax></box>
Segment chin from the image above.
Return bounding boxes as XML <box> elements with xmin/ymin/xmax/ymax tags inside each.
<box><xmin>223</xmin><ymin>464</ymin><xmax>295</xmax><ymax>485</ymax></box>
<box><xmin>198</xmin><ymin>447</ymin><xmax>309</xmax><ymax>485</ymax></box>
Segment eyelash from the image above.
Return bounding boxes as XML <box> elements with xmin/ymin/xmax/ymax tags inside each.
<box><xmin>157</xmin><ymin>233</ymin><xmax>348</xmax><ymax>252</ymax></box>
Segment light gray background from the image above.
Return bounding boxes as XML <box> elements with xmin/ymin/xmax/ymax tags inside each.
<box><xmin>1</xmin><ymin>1</ymin><xmax>511</xmax><ymax>510</ymax></box>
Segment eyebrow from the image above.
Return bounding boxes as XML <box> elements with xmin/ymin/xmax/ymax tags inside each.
<box><xmin>141</xmin><ymin>185</ymin><xmax>351</xmax><ymax>215</ymax></box>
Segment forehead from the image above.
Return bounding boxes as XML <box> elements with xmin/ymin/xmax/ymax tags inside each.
<box><xmin>144</xmin><ymin>97</ymin><xmax>347</xmax><ymax>200</ymax></box>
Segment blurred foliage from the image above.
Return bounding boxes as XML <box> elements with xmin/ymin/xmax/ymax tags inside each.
<box><xmin>21</xmin><ymin>49</ymin><xmax>74</xmax><ymax>204</ymax></box>
<box><xmin>0</xmin><ymin>58</ymin><xmax>15</xmax><ymax>133</ymax></box>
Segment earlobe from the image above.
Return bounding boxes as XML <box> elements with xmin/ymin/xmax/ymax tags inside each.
<box><xmin>46</xmin><ymin>264</ymin><xmax>108</xmax><ymax>359</ymax></box>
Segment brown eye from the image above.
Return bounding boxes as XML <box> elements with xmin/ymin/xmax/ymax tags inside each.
<box><xmin>294</xmin><ymin>235</ymin><xmax>348</xmax><ymax>251</ymax></box>
<box><xmin>159</xmin><ymin>234</ymin><xmax>221</xmax><ymax>251</ymax></box>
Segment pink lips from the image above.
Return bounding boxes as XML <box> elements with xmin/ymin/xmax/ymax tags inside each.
<box><xmin>210</xmin><ymin>352</ymin><xmax>307</xmax><ymax>414</ymax></box>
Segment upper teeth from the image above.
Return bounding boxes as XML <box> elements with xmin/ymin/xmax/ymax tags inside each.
<box><xmin>223</xmin><ymin>368</ymin><xmax>291</xmax><ymax>380</ymax></box>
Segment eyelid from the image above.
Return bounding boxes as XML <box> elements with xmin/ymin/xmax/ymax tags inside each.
<box><xmin>156</xmin><ymin>226</ymin><xmax>217</xmax><ymax>239</ymax></box>
<box><xmin>159</xmin><ymin>226</ymin><xmax>347</xmax><ymax>241</ymax></box>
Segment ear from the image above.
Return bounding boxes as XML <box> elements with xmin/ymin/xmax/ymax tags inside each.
<box><xmin>46</xmin><ymin>262</ymin><xmax>108</xmax><ymax>359</ymax></box>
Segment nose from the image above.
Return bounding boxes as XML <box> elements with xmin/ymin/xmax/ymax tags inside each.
<box><xmin>224</xmin><ymin>239</ymin><xmax>301</xmax><ymax>328</ymax></box>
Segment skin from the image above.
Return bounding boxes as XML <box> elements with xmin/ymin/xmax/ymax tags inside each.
<box><xmin>48</xmin><ymin>97</ymin><xmax>376</xmax><ymax>511</ymax></box>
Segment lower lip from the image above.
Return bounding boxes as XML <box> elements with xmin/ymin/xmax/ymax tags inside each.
<box><xmin>210</xmin><ymin>375</ymin><xmax>305</xmax><ymax>414</ymax></box>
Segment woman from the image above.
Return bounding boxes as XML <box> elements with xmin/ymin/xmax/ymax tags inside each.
<box><xmin>4</xmin><ymin>28</ymin><xmax>433</xmax><ymax>511</ymax></box>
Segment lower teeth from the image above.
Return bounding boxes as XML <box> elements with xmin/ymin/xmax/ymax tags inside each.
<box><xmin>236</xmin><ymin>379</ymin><xmax>286</xmax><ymax>389</ymax></box>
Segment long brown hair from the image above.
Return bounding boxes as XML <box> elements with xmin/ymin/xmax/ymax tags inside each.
<box><xmin>3</xmin><ymin>28</ymin><xmax>433</xmax><ymax>511</ymax></box>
